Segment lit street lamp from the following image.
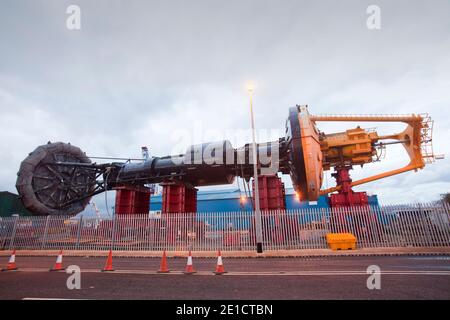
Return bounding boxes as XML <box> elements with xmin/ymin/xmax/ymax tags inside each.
<box><xmin>246</xmin><ymin>81</ymin><xmax>263</xmax><ymax>253</ymax></box>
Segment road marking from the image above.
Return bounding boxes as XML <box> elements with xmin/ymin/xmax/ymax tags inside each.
<box><xmin>22</xmin><ymin>298</ymin><xmax>86</xmax><ymax>300</ymax></box>
<box><xmin>5</xmin><ymin>268</ymin><xmax>450</xmax><ymax>276</ymax></box>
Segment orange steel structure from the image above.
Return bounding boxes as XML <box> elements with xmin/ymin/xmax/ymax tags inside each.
<box><xmin>16</xmin><ymin>104</ymin><xmax>439</xmax><ymax>215</ymax></box>
<box><xmin>293</xmin><ymin>105</ymin><xmax>435</xmax><ymax>202</ymax></box>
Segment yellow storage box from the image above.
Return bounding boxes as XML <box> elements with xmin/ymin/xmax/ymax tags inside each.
<box><xmin>326</xmin><ymin>233</ymin><xmax>357</xmax><ymax>250</ymax></box>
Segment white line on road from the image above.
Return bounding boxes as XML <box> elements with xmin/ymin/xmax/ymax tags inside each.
<box><xmin>22</xmin><ymin>298</ymin><xmax>87</xmax><ymax>300</ymax></box>
<box><xmin>4</xmin><ymin>268</ymin><xmax>450</xmax><ymax>276</ymax></box>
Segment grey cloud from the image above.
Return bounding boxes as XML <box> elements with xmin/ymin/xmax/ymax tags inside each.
<box><xmin>1</xmin><ymin>0</ymin><xmax>449</xmax><ymax>212</ymax></box>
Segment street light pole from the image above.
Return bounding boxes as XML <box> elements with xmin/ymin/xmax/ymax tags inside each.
<box><xmin>247</xmin><ymin>82</ymin><xmax>263</xmax><ymax>253</ymax></box>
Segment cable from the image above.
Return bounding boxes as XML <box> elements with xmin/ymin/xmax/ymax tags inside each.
<box><xmin>240</xmin><ymin>165</ymin><xmax>251</xmax><ymax>199</ymax></box>
<box><xmin>236</xmin><ymin>176</ymin><xmax>244</xmax><ymax>210</ymax></box>
<box><xmin>245</xmin><ymin>179</ymin><xmax>254</xmax><ymax>209</ymax></box>
<box><xmin>104</xmin><ymin>167</ymin><xmax>112</xmax><ymax>217</ymax></box>
<box><xmin>236</xmin><ymin>174</ymin><xmax>242</xmax><ymax>193</ymax></box>
<box><xmin>88</xmin><ymin>156</ymin><xmax>145</xmax><ymax>161</ymax></box>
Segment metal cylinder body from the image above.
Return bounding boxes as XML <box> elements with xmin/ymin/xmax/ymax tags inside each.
<box><xmin>114</xmin><ymin>139</ymin><xmax>282</xmax><ymax>187</ymax></box>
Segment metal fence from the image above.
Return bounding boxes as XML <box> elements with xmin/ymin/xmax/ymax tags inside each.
<box><xmin>1</xmin><ymin>203</ymin><xmax>449</xmax><ymax>251</ymax></box>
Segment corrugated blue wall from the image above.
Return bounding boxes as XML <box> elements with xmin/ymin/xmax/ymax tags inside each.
<box><xmin>150</xmin><ymin>188</ymin><xmax>379</xmax><ymax>212</ymax></box>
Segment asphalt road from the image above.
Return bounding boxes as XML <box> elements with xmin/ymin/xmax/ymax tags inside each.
<box><xmin>1</xmin><ymin>255</ymin><xmax>449</xmax><ymax>300</ymax></box>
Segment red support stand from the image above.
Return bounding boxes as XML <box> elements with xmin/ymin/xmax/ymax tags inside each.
<box><xmin>161</xmin><ymin>183</ymin><xmax>198</xmax><ymax>245</ymax></box>
<box><xmin>252</xmin><ymin>175</ymin><xmax>286</xmax><ymax>211</ymax></box>
<box><xmin>161</xmin><ymin>183</ymin><xmax>197</xmax><ymax>214</ymax></box>
<box><xmin>329</xmin><ymin>166</ymin><xmax>376</xmax><ymax>237</ymax></box>
<box><xmin>114</xmin><ymin>186</ymin><xmax>151</xmax><ymax>215</ymax></box>
<box><xmin>252</xmin><ymin>175</ymin><xmax>286</xmax><ymax>245</ymax></box>
<box><xmin>328</xmin><ymin>166</ymin><xmax>369</xmax><ymax>207</ymax></box>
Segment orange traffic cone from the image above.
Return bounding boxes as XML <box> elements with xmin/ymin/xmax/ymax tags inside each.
<box><xmin>184</xmin><ymin>251</ymin><xmax>196</xmax><ymax>274</ymax></box>
<box><xmin>2</xmin><ymin>250</ymin><xmax>18</xmax><ymax>271</ymax></box>
<box><xmin>50</xmin><ymin>250</ymin><xmax>64</xmax><ymax>271</ymax></box>
<box><xmin>157</xmin><ymin>250</ymin><xmax>170</xmax><ymax>273</ymax></box>
<box><xmin>214</xmin><ymin>250</ymin><xmax>227</xmax><ymax>275</ymax></box>
<box><xmin>102</xmin><ymin>250</ymin><xmax>114</xmax><ymax>272</ymax></box>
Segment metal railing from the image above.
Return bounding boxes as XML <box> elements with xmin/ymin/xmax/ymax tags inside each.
<box><xmin>1</xmin><ymin>203</ymin><xmax>449</xmax><ymax>251</ymax></box>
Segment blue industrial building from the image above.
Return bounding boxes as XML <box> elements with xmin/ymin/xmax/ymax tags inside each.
<box><xmin>150</xmin><ymin>187</ymin><xmax>379</xmax><ymax>213</ymax></box>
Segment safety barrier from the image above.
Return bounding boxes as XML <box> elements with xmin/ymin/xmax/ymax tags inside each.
<box><xmin>0</xmin><ymin>203</ymin><xmax>449</xmax><ymax>251</ymax></box>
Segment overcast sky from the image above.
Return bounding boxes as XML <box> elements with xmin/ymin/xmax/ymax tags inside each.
<box><xmin>0</xmin><ymin>0</ymin><xmax>449</xmax><ymax>213</ymax></box>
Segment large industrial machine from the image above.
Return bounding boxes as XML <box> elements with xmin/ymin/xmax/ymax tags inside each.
<box><xmin>16</xmin><ymin>105</ymin><xmax>437</xmax><ymax>216</ymax></box>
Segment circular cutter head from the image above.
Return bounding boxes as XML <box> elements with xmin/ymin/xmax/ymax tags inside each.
<box><xmin>285</xmin><ymin>105</ymin><xmax>323</xmax><ymax>201</ymax></box>
<box><xmin>16</xmin><ymin>142</ymin><xmax>95</xmax><ymax>216</ymax></box>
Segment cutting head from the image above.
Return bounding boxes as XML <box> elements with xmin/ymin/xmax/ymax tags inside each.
<box><xmin>16</xmin><ymin>142</ymin><xmax>95</xmax><ymax>216</ymax></box>
<box><xmin>285</xmin><ymin>105</ymin><xmax>324</xmax><ymax>201</ymax></box>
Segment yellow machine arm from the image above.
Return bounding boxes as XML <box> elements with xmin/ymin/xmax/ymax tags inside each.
<box><xmin>312</xmin><ymin>113</ymin><xmax>435</xmax><ymax>195</ymax></box>
<box><xmin>292</xmin><ymin>106</ymin><xmax>437</xmax><ymax>200</ymax></box>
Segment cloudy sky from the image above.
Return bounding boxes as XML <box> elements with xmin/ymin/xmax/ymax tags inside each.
<box><xmin>0</xmin><ymin>0</ymin><xmax>449</xmax><ymax>213</ymax></box>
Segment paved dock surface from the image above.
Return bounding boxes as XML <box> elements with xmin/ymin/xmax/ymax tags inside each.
<box><xmin>1</xmin><ymin>255</ymin><xmax>449</xmax><ymax>299</ymax></box>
